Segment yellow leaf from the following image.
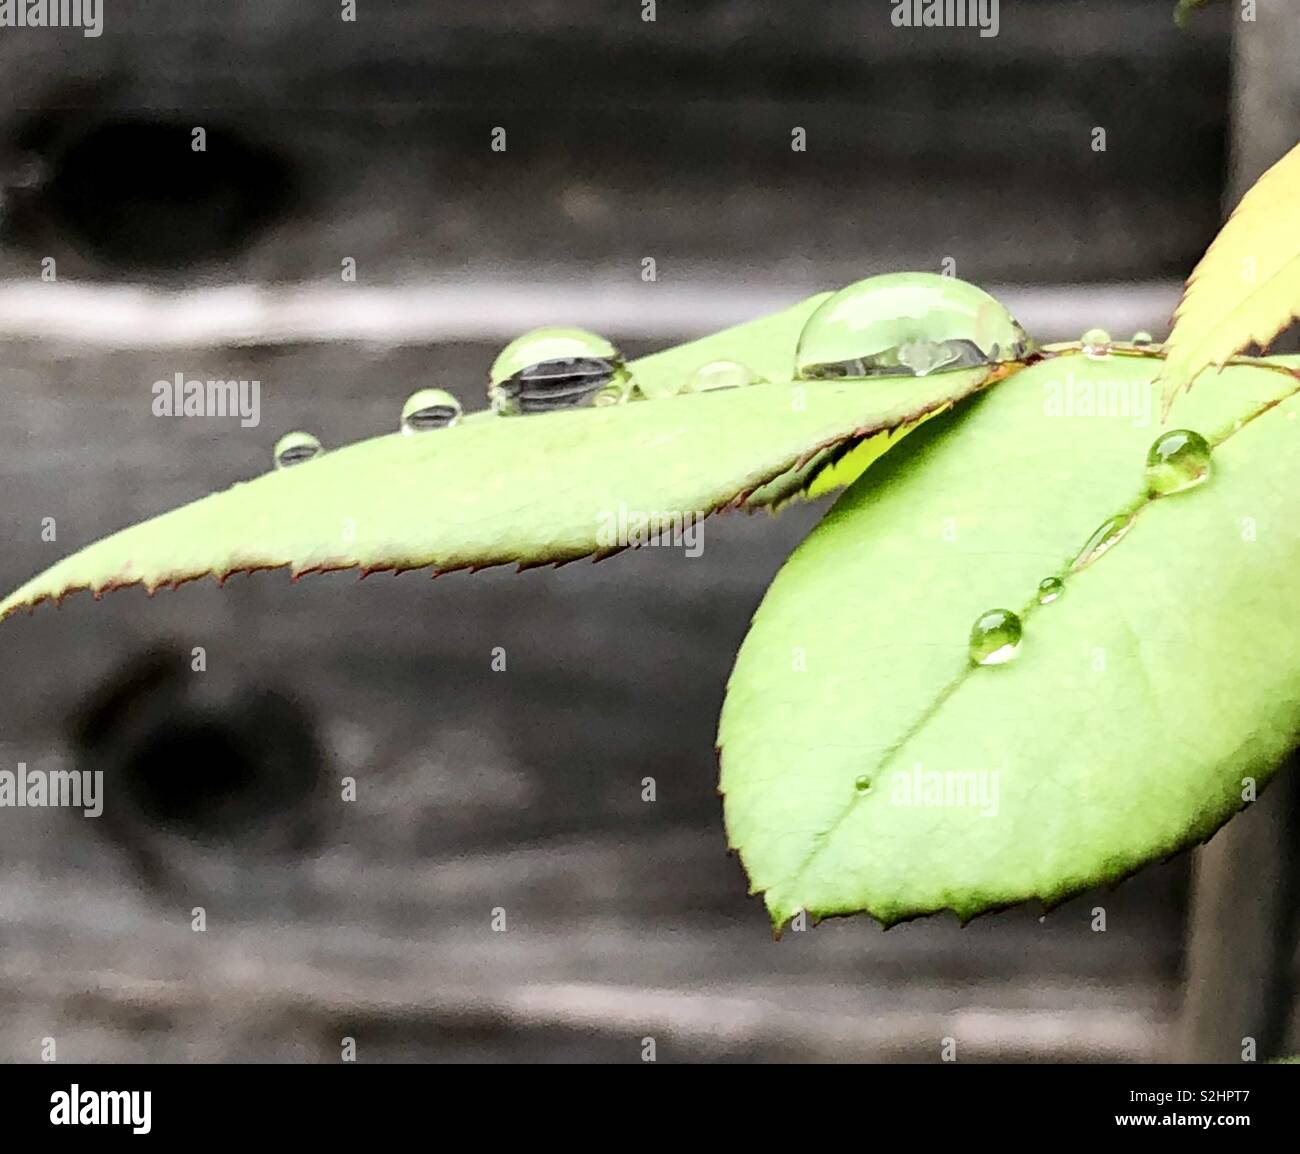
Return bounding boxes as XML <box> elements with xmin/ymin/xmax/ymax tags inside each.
<box><xmin>1159</xmin><ymin>140</ymin><xmax>1300</xmax><ymax>411</ymax></box>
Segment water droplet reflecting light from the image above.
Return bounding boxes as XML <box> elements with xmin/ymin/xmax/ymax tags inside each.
<box><xmin>273</xmin><ymin>431</ymin><xmax>323</xmax><ymax>469</ymax></box>
<box><xmin>489</xmin><ymin>327</ymin><xmax>631</xmax><ymax>415</ymax></box>
<box><xmin>401</xmin><ymin>388</ymin><xmax>463</xmax><ymax>433</ymax></box>
<box><xmin>1081</xmin><ymin>328</ymin><xmax>1112</xmax><ymax>358</ymax></box>
<box><xmin>1071</xmin><ymin>514</ymin><xmax>1135</xmax><ymax>571</ymax></box>
<box><xmin>683</xmin><ymin>359</ymin><xmax>760</xmax><ymax>393</ymax></box>
<box><xmin>1037</xmin><ymin>577</ymin><xmax>1064</xmax><ymax>604</ymax></box>
<box><xmin>795</xmin><ymin>272</ymin><xmax>1030</xmax><ymax>380</ymax></box>
<box><xmin>969</xmin><ymin>609</ymin><xmax>1023</xmax><ymax>666</ymax></box>
<box><xmin>1146</xmin><ymin>429</ymin><xmax>1212</xmax><ymax>496</ymax></box>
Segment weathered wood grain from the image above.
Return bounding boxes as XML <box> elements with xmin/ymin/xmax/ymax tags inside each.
<box><xmin>0</xmin><ymin>1</ymin><xmax>1230</xmax><ymax>285</ymax></box>
<box><xmin>0</xmin><ymin>0</ymin><xmax>1276</xmax><ymax>1063</ymax></box>
<box><xmin>0</xmin><ymin>337</ymin><xmax>1191</xmax><ymax>1061</ymax></box>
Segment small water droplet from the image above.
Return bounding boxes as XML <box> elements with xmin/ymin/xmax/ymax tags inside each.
<box><xmin>1071</xmin><ymin>513</ymin><xmax>1135</xmax><ymax>571</ymax></box>
<box><xmin>854</xmin><ymin>775</ymin><xmax>872</xmax><ymax>793</ymax></box>
<box><xmin>488</xmin><ymin>327</ymin><xmax>631</xmax><ymax>415</ymax></box>
<box><xmin>1146</xmin><ymin>428</ymin><xmax>1211</xmax><ymax>496</ymax></box>
<box><xmin>969</xmin><ymin>609</ymin><xmax>1022</xmax><ymax>666</ymax></box>
<box><xmin>1081</xmin><ymin>328</ymin><xmax>1112</xmax><ymax>358</ymax></box>
<box><xmin>1131</xmin><ymin>330</ymin><xmax>1155</xmax><ymax>346</ymax></box>
<box><xmin>273</xmin><ymin>431</ymin><xmax>323</xmax><ymax>469</ymax></box>
<box><xmin>1037</xmin><ymin>576</ymin><xmax>1063</xmax><ymax>604</ymax></box>
<box><xmin>682</xmin><ymin>359</ymin><xmax>760</xmax><ymax>393</ymax></box>
<box><xmin>794</xmin><ymin>271</ymin><xmax>1029</xmax><ymax>380</ymax></box>
<box><xmin>401</xmin><ymin>387</ymin><xmax>463</xmax><ymax>433</ymax></box>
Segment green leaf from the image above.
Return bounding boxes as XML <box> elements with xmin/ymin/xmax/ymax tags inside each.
<box><xmin>745</xmin><ymin>407</ymin><xmax>944</xmax><ymax>511</ymax></box>
<box><xmin>627</xmin><ymin>293</ymin><xmax>830</xmax><ymax>399</ymax></box>
<box><xmin>720</xmin><ymin>352</ymin><xmax>1300</xmax><ymax>930</ymax></box>
<box><xmin>0</xmin><ymin>321</ymin><xmax>992</xmax><ymax>620</ymax></box>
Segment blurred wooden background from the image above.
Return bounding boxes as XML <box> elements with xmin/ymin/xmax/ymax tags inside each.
<box><xmin>0</xmin><ymin>0</ymin><xmax>1295</xmax><ymax>1062</ymax></box>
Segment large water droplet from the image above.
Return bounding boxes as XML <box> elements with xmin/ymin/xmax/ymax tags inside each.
<box><xmin>1131</xmin><ymin>330</ymin><xmax>1155</xmax><ymax>346</ymax></box>
<box><xmin>489</xmin><ymin>327</ymin><xmax>631</xmax><ymax>415</ymax></box>
<box><xmin>1081</xmin><ymin>328</ymin><xmax>1112</xmax><ymax>358</ymax></box>
<box><xmin>401</xmin><ymin>387</ymin><xmax>462</xmax><ymax>433</ymax></box>
<box><xmin>1037</xmin><ymin>576</ymin><xmax>1063</xmax><ymax>604</ymax></box>
<box><xmin>682</xmin><ymin>359</ymin><xmax>760</xmax><ymax>393</ymax></box>
<box><xmin>794</xmin><ymin>272</ymin><xmax>1030</xmax><ymax>380</ymax></box>
<box><xmin>854</xmin><ymin>775</ymin><xmax>872</xmax><ymax>793</ymax></box>
<box><xmin>1071</xmin><ymin>513</ymin><xmax>1135</xmax><ymax>571</ymax></box>
<box><xmin>969</xmin><ymin>609</ymin><xmax>1022</xmax><ymax>665</ymax></box>
<box><xmin>273</xmin><ymin>431</ymin><xmax>323</xmax><ymax>469</ymax></box>
<box><xmin>1146</xmin><ymin>429</ymin><xmax>1211</xmax><ymax>496</ymax></box>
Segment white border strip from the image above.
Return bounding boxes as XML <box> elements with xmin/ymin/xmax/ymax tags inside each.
<box><xmin>0</xmin><ymin>280</ymin><xmax>1182</xmax><ymax>348</ymax></box>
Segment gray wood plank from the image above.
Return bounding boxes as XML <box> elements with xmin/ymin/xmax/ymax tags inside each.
<box><xmin>0</xmin><ymin>1</ymin><xmax>1230</xmax><ymax>285</ymax></box>
<box><xmin>0</xmin><ymin>335</ymin><xmax>1191</xmax><ymax>1061</ymax></box>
